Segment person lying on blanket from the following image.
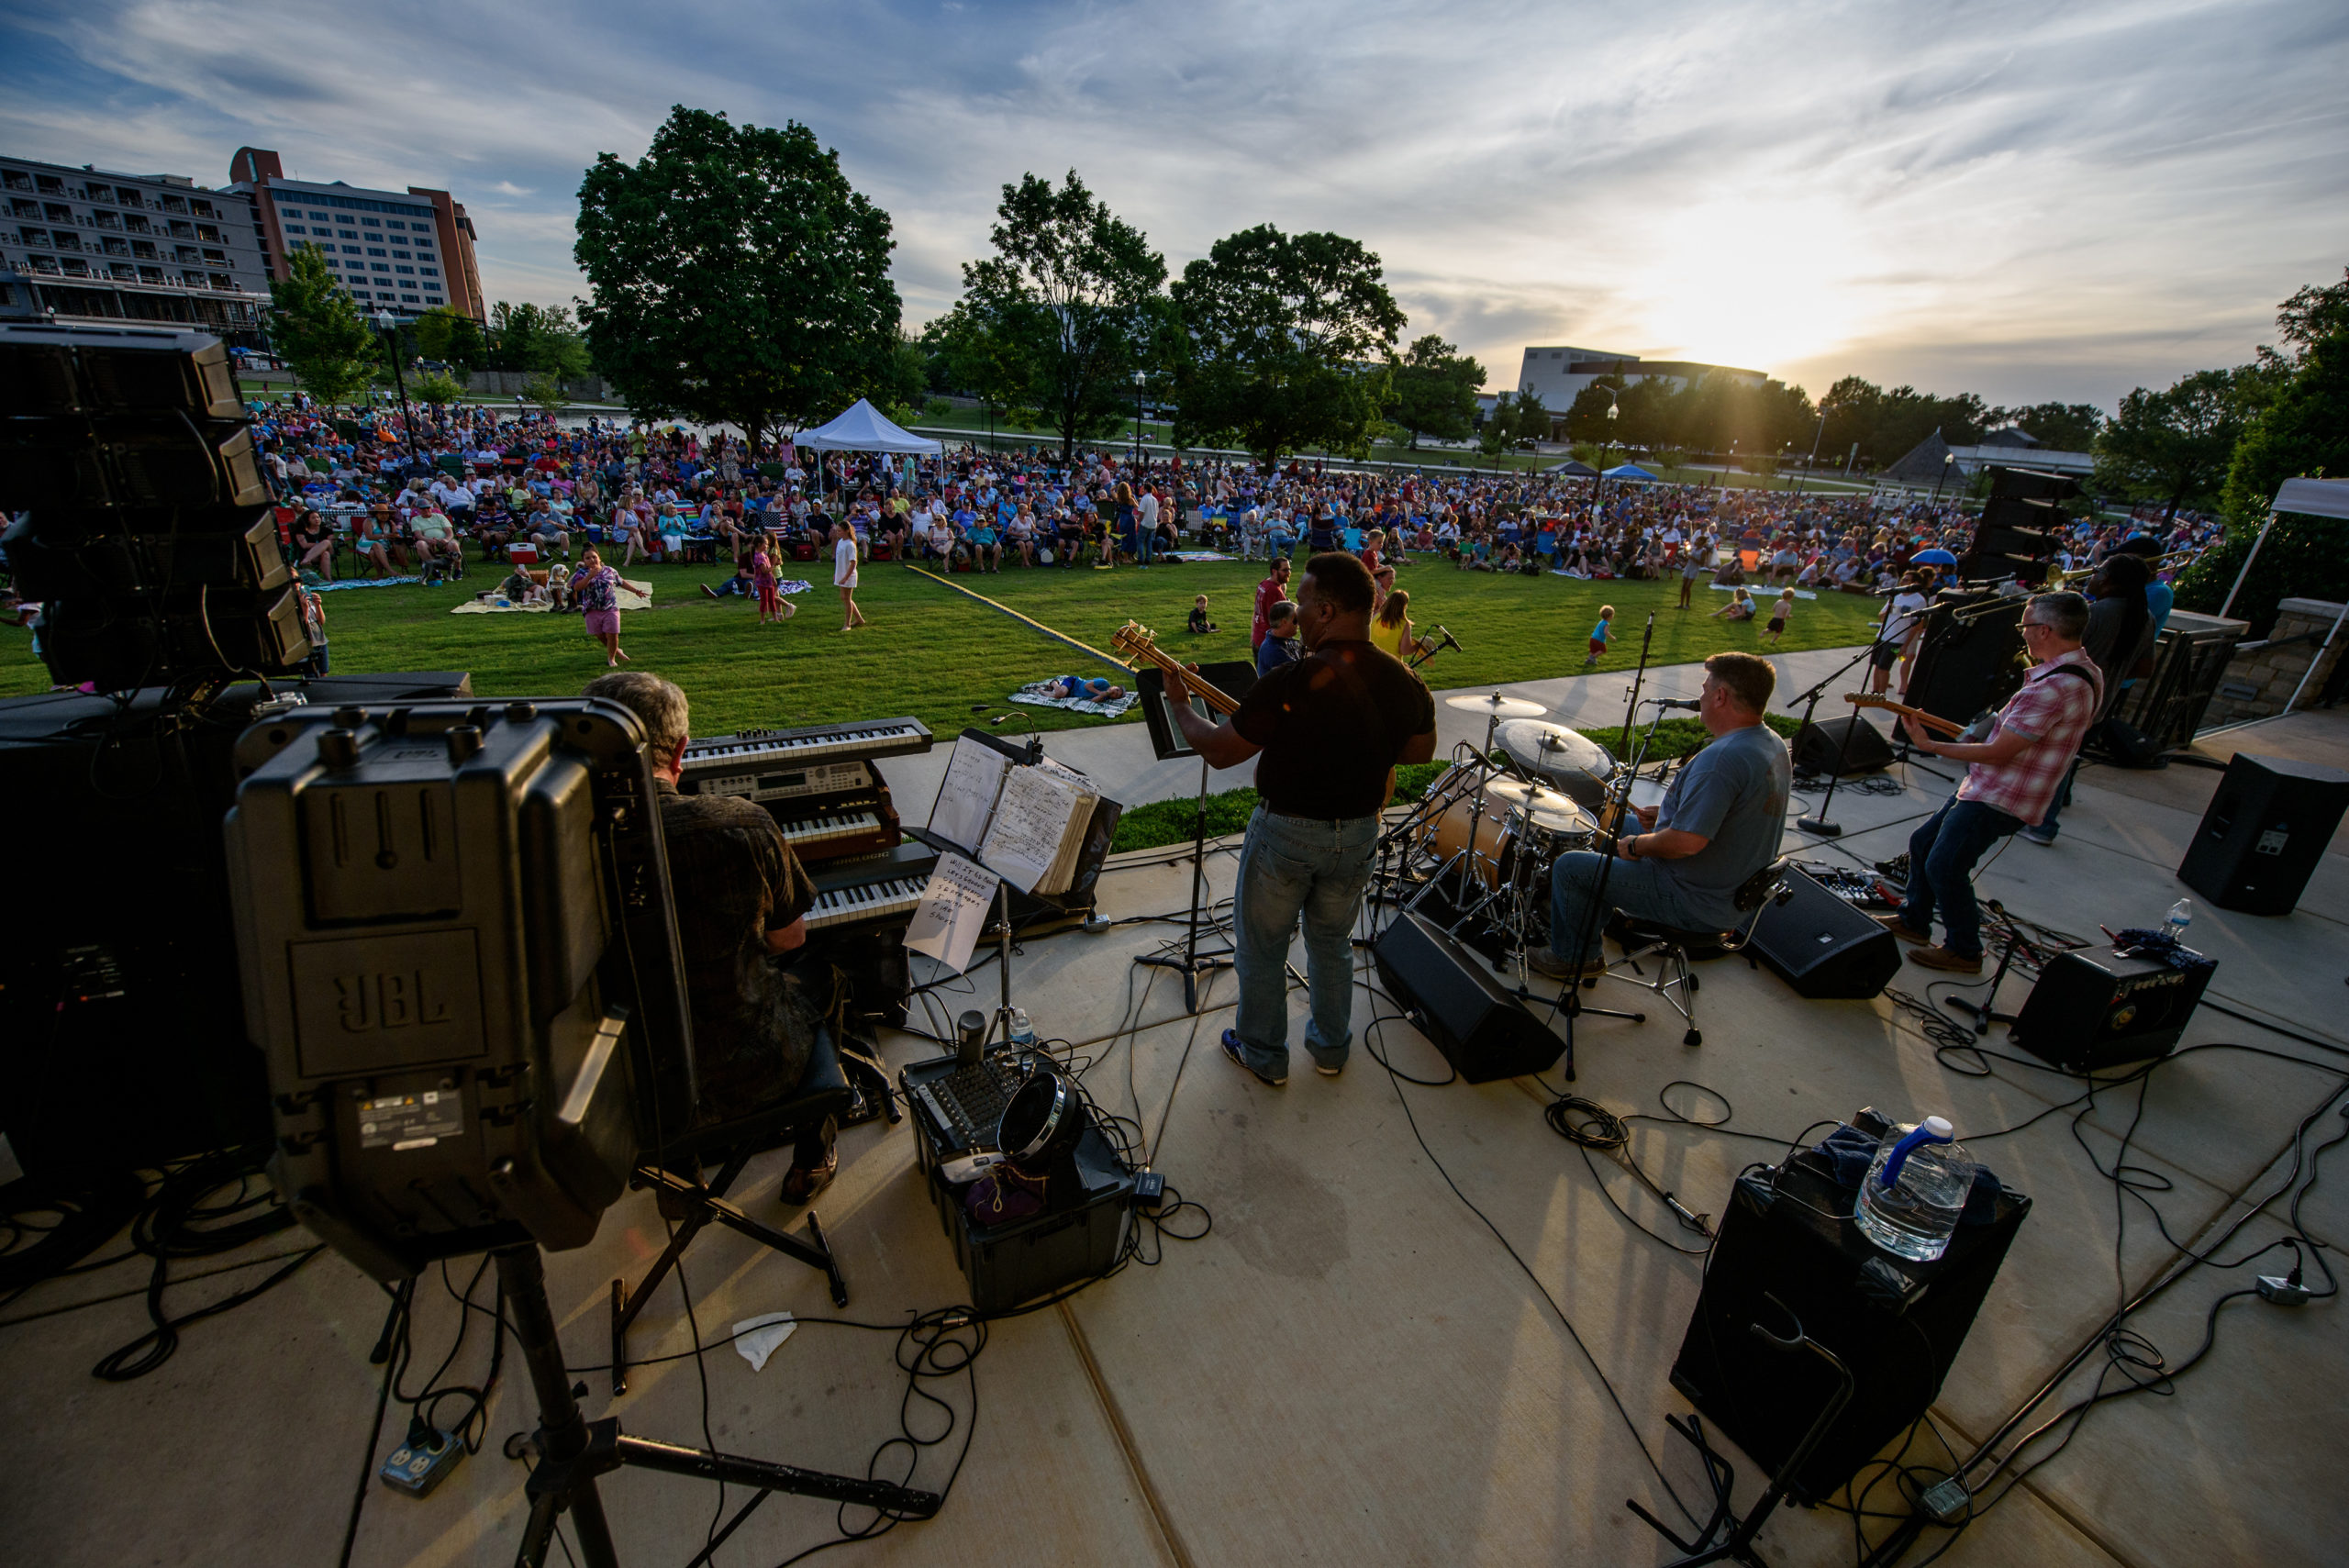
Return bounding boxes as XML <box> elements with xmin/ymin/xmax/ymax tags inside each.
<box><xmin>1041</xmin><ymin>675</ymin><xmax>1128</xmax><ymax>702</ymax></box>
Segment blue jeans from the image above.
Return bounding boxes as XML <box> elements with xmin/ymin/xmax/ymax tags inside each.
<box><xmin>1232</xmin><ymin>807</ymin><xmax>1379</xmax><ymax>1077</ymax></box>
<box><xmin>1898</xmin><ymin>795</ymin><xmax>2023</xmax><ymax>959</ymax></box>
<box><xmin>2034</xmin><ymin>758</ymin><xmax>2080</xmax><ymax>836</ymax></box>
<box><xmin>1135</xmin><ymin>526</ymin><xmax>1154</xmax><ymax>566</ymax></box>
<box><xmin>1548</xmin><ymin>851</ymin><xmax>1725</xmax><ymax>965</ymax></box>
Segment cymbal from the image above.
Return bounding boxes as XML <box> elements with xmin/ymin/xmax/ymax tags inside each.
<box><xmin>1445</xmin><ymin>691</ymin><xmax>1545</xmax><ymax>718</ymax></box>
<box><xmin>1486</xmin><ymin>778</ymin><xmax>1574</xmax><ymax>813</ymax></box>
<box><xmin>1495</xmin><ymin>717</ymin><xmax>1614</xmax><ymax>774</ymax></box>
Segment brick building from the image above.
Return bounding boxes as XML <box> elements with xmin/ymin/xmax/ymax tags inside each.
<box><xmin>223</xmin><ymin>147</ymin><xmax>484</xmax><ymax>322</ymax></box>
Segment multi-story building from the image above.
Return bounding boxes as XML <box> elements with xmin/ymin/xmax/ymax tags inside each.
<box><xmin>0</xmin><ymin>154</ymin><xmax>271</xmax><ymax>343</ymax></box>
<box><xmin>223</xmin><ymin>147</ymin><xmax>484</xmax><ymax>323</ymax></box>
<box><xmin>1513</xmin><ymin>345</ymin><xmax>1767</xmax><ymax>413</ymax></box>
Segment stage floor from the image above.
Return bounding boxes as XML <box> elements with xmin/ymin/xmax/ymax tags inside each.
<box><xmin>4</xmin><ymin>672</ymin><xmax>2345</xmax><ymax>1568</ymax></box>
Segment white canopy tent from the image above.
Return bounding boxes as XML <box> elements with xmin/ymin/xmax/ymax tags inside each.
<box><xmin>2217</xmin><ymin>476</ymin><xmax>2349</xmax><ymax>716</ymax></box>
<box><xmin>793</xmin><ymin>399</ymin><xmax>942</xmax><ymax>456</ymax></box>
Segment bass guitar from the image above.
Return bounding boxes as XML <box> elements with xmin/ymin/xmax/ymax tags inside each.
<box><xmin>1110</xmin><ymin>620</ymin><xmax>1241</xmax><ymax>714</ymax></box>
<box><xmin>1843</xmin><ymin>692</ymin><xmax>1967</xmax><ymax>739</ymax></box>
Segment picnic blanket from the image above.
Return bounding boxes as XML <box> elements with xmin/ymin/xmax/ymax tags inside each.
<box><xmin>1164</xmin><ymin>550</ymin><xmax>1237</xmax><ymax>562</ymax></box>
<box><xmin>310</xmin><ymin>575</ymin><xmax>422</xmax><ymax>592</ymax></box>
<box><xmin>451</xmin><ymin>577</ymin><xmax>655</xmax><ymax>615</ymax></box>
<box><xmin>1009</xmin><ymin>678</ymin><xmax>1137</xmax><ymax>718</ymax></box>
<box><xmin>1712</xmin><ymin>583</ymin><xmax>1818</xmax><ymax>599</ymax></box>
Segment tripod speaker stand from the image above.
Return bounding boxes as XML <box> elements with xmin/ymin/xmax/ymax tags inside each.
<box><xmin>500</xmin><ymin>1243</ymin><xmax>939</xmax><ymax>1567</ymax></box>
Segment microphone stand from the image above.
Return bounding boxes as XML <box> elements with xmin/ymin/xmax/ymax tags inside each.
<box><xmin>1542</xmin><ymin>700</ymin><xmax>1672</xmax><ymax>1081</ymax></box>
<box><xmin>1786</xmin><ymin>638</ymin><xmax>1889</xmax><ymax>838</ymax></box>
<box><xmin>1617</xmin><ymin>611</ymin><xmax>1657</xmax><ymax>760</ymax></box>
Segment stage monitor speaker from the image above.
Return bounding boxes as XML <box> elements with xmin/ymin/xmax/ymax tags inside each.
<box><xmin>1372</xmin><ymin>911</ymin><xmax>1562</xmax><ymax>1084</ymax></box>
<box><xmin>1790</xmin><ymin>715</ymin><xmax>1894</xmax><ymax>776</ymax></box>
<box><xmin>2009</xmin><ymin>946</ymin><xmax>2213</xmax><ymax>1071</ymax></box>
<box><xmin>1903</xmin><ymin>593</ymin><xmax>2026</xmax><ymax>727</ymax></box>
<box><xmin>2176</xmin><ymin>752</ymin><xmax>2349</xmax><ymax>916</ymax></box>
<box><xmin>1747</xmin><ymin>868</ymin><xmax>1899</xmax><ymax>999</ymax></box>
<box><xmin>1670</xmin><ymin>1112</ymin><xmax>2029</xmax><ymax>1503</ymax></box>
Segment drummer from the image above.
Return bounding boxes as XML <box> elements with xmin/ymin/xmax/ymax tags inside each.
<box><xmin>1531</xmin><ymin>652</ymin><xmax>1789</xmax><ymax>980</ymax></box>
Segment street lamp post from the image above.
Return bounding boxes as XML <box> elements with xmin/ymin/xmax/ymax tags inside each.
<box><xmin>1132</xmin><ymin>370</ymin><xmax>1146</xmax><ymax>471</ymax></box>
<box><xmin>1931</xmin><ymin>450</ymin><xmax>1955</xmax><ymax>508</ymax></box>
<box><xmin>373</xmin><ymin>308</ymin><xmax>419</xmax><ymax>476</ymax></box>
<box><xmin>1793</xmin><ymin>409</ymin><xmax>1827</xmax><ymax>498</ymax></box>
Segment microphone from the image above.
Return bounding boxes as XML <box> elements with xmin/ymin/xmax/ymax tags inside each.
<box><xmin>1651</xmin><ymin>698</ymin><xmax>1702</xmax><ymax>712</ymax></box>
<box><xmin>1439</xmin><ymin>628</ymin><xmax>1464</xmax><ymax>654</ymax></box>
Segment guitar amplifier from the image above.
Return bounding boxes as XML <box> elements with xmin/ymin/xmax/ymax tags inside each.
<box><xmin>2009</xmin><ymin>945</ymin><xmax>2213</xmax><ymax>1071</ymax></box>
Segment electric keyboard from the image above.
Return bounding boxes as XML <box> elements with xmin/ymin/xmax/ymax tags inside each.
<box><xmin>804</xmin><ymin>841</ymin><xmax>940</xmax><ymax>932</ymax></box>
<box><xmin>680</xmin><ymin>717</ymin><xmax>932</xmax><ymax>776</ymax></box>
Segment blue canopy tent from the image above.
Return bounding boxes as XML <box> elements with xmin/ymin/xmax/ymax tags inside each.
<box><xmin>1602</xmin><ymin>463</ymin><xmax>1660</xmax><ymax>482</ymax></box>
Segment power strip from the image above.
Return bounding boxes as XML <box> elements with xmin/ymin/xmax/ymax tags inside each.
<box><xmin>380</xmin><ymin>1428</ymin><xmax>466</xmax><ymax>1497</ymax></box>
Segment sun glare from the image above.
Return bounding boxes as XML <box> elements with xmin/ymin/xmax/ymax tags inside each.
<box><xmin>1617</xmin><ymin>198</ymin><xmax>1874</xmax><ymax>375</ymax></box>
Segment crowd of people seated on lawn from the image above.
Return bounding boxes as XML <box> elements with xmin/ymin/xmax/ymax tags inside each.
<box><xmin>237</xmin><ymin>393</ymin><xmax>2220</xmax><ymax>605</ymax></box>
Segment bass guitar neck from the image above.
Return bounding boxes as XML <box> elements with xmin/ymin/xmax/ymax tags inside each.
<box><xmin>1843</xmin><ymin>693</ymin><xmax>1966</xmax><ymax>739</ymax></box>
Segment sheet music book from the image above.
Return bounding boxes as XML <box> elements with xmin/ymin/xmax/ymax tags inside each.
<box><xmin>923</xmin><ymin>734</ymin><xmax>1105</xmax><ymax>895</ymax></box>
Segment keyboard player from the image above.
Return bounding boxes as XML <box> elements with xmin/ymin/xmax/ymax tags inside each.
<box><xmin>584</xmin><ymin>672</ymin><xmax>841</xmax><ymax>1206</ymax></box>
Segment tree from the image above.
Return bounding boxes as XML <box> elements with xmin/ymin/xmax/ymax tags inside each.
<box><xmin>922</xmin><ymin>304</ymin><xmax>1035</xmax><ymax>440</ymax></box>
<box><xmin>2092</xmin><ymin>366</ymin><xmax>2269</xmax><ymax>517</ymax></box>
<box><xmin>520</xmin><ymin>373</ymin><xmax>568</xmax><ymax>414</ymax></box>
<box><xmin>414</xmin><ymin>305</ymin><xmax>487</xmax><ymax>373</ymax></box>
<box><xmin>875</xmin><ymin>329</ymin><xmax>930</xmax><ymax>427</ymax></box>
<box><xmin>269</xmin><ymin>245</ymin><xmax>377</xmax><ymax>406</ymax></box>
<box><xmin>574</xmin><ymin>106</ymin><xmax>899</xmax><ymax>449</ymax></box>
<box><xmin>486</xmin><ymin>302</ymin><xmax>591</xmax><ymax>381</ymax></box>
<box><xmin>1389</xmin><ymin>334</ymin><xmax>1484</xmax><ymax>447</ymax></box>
<box><xmin>956</xmin><ymin>171</ymin><xmax>1167</xmax><ymax>460</ymax></box>
<box><xmin>1170</xmin><ymin>225</ymin><xmax>1405</xmax><ymax>466</ymax></box>
<box><xmin>1509</xmin><ymin>390</ymin><xmax>1553</xmax><ymax>445</ymax></box>
<box><xmin>1819</xmin><ymin>377</ymin><xmax>1989</xmax><ymax>467</ymax></box>
<box><xmin>2000</xmin><ymin>401</ymin><xmax>2105</xmax><ymax>450</ymax></box>
<box><xmin>410</xmin><ymin>371</ymin><xmax>467</xmax><ymax>406</ymax></box>
<box><xmin>2176</xmin><ymin>273</ymin><xmax>2349</xmax><ymax>633</ymax></box>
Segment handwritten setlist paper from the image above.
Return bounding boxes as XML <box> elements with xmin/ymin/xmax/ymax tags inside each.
<box><xmin>977</xmin><ymin>765</ymin><xmax>1085</xmax><ymax>893</ymax></box>
<box><xmin>927</xmin><ymin>739</ymin><xmax>1011</xmax><ymax>856</ymax></box>
<box><xmin>903</xmin><ymin>852</ymin><xmax>1000</xmax><ymax>973</ymax></box>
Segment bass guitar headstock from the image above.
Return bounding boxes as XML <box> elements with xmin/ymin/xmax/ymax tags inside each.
<box><xmin>1110</xmin><ymin>621</ymin><xmax>1158</xmax><ymax>662</ymax></box>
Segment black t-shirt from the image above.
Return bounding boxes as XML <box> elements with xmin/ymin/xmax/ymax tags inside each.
<box><xmin>1233</xmin><ymin>640</ymin><xmax>1435</xmax><ymax>818</ymax></box>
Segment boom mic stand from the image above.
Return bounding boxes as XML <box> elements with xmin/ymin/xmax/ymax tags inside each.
<box><xmin>1617</xmin><ymin>611</ymin><xmax>1657</xmax><ymax>760</ymax></box>
<box><xmin>1137</xmin><ymin>753</ymin><xmax>1234</xmax><ymax>1013</ymax></box>
<box><xmin>1787</xmin><ymin>637</ymin><xmax>1890</xmax><ymax>838</ymax></box>
<box><xmin>497</xmin><ymin>1242</ymin><xmax>939</xmax><ymax>1568</ymax></box>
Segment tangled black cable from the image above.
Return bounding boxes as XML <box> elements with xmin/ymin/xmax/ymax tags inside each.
<box><xmin>91</xmin><ymin>1145</ymin><xmax>320</xmax><ymax>1382</ymax></box>
<box><xmin>1542</xmin><ymin>1095</ymin><xmax>1715</xmax><ymax>1253</ymax></box>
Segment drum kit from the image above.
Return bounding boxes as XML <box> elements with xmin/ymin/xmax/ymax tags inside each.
<box><xmin>1388</xmin><ymin>691</ymin><xmax>1677</xmax><ymax>981</ymax></box>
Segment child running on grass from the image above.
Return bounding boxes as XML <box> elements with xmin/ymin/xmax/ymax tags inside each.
<box><xmin>1764</xmin><ymin>587</ymin><xmax>1793</xmax><ymax>647</ymax></box>
<box><xmin>1586</xmin><ymin>605</ymin><xmax>1613</xmax><ymax>667</ymax></box>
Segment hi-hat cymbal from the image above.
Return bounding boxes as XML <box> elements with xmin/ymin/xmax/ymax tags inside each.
<box><xmin>1445</xmin><ymin>691</ymin><xmax>1546</xmax><ymax>718</ymax></box>
<box><xmin>1487</xmin><ymin>778</ymin><xmax>1574</xmax><ymax>813</ymax></box>
<box><xmin>1525</xmin><ymin>803</ymin><xmax>1591</xmax><ymax>835</ymax></box>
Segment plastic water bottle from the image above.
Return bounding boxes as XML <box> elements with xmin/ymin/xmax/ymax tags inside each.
<box><xmin>1855</xmin><ymin>1116</ymin><xmax>1977</xmax><ymax>1262</ymax></box>
<box><xmin>2163</xmin><ymin>899</ymin><xmax>2192</xmax><ymax>944</ymax></box>
<box><xmin>1008</xmin><ymin>1007</ymin><xmax>1037</xmax><ymax>1050</ymax></box>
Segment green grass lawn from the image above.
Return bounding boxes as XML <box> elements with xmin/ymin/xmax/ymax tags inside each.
<box><xmin>0</xmin><ymin>553</ymin><xmax>1884</xmax><ymax>739</ymax></box>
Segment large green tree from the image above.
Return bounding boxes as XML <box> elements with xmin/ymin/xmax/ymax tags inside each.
<box><xmin>956</xmin><ymin>171</ymin><xmax>1166</xmax><ymax>459</ymax></box>
<box><xmin>1389</xmin><ymin>334</ymin><xmax>1485</xmax><ymax>448</ymax></box>
<box><xmin>574</xmin><ymin>106</ymin><xmax>899</xmax><ymax>447</ymax></box>
<box><xmin>1170</xmin><ymin>225</ymin><xmax>1406</xmax><ymax>465</ymax></box>
<box><xmin>921</xmin><ymin>303</ymin><xmax>1035</xmax><ymax>435</ymax></box>
<box><xmin>1818</xmin><ymin>377</ymin><xmax>1991</xmax><ymax>468</ymax></box>
<box><xmin>486</xmin><ymin>301</ymin><xmax>591</xmax><ymax>380</ymax></box>
<box><xmin>2091</xmin><ymin>365</ymin><xmax>2275</xmax><ymax>517</ymax></box>
<box><xmin>413</xmin><ymin>305</ymin><xmax>488</xmax><ymax>373</ymax></box>
<box><xmin>269</xmin><ymin>245</ymin><xmax>378</xmax><ymax>406</ymax></box>
<box><xmin>1999</xmin><ymin>401</ymin><xmax>2105</xmax><ymax>451</ymax></box>
<box><xmin>2175</xmin><ymin>267</ymin><xmax>2349</xmax><ymax>633</ymax></box>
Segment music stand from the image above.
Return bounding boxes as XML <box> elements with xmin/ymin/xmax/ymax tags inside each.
<box><xmin>1133</xmin><ymin>662</ymin><xmax>1258</xmax><ymax>1013</ymax></box>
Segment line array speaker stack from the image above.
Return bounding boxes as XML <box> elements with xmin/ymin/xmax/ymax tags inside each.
<box><xmin>1903</xmin><ymin>590</ymin><xmax>2028</xmax><ymax>728</ymax></box>
<box><xmin>1746</xmin><ymin>868</ymin><xmax>1900</xmax><ymax>999</ymax></box>
<box><xmin>1372</xmin><ymin>911</ymin><xmax>1563</xmax><ymax>1083</ymax></box>
<box><xmin>0</xmin><ymin>323</ymin><xmax>308</xmax><ymax>692</ymax></box>
<box><xmin>1956</xmin><ymin>466</ymin><xmax>2073</xmax><ymax>587</ymax></box>
<box><xmin>2176</xmin><ymin>752</ymin><xmax>2349</xmax><ymax>917</ymax></box>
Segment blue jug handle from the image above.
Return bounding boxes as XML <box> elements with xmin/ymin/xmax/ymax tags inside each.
<box><xmin>1877</xmin><ymin>1123</ymin><xmax>1952</xmax><ymax>1189</ymax></box>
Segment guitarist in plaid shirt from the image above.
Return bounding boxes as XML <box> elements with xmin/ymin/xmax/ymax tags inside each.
<box><xmin>1877</xmin><ymin>591</ymin><xmax>2102</xmax><ymax>973</ymax></box>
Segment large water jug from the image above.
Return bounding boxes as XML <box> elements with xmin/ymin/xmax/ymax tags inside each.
<box><xmin>1854</xmin><ymin>1116</ymin><xmax>1976</xmax><ymax>1262</ymax></box>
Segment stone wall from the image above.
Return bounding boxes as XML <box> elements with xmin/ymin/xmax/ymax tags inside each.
<box><xmin>457</xmin><ymin>368</ymin><xmax>618</xmax><ymax>403</ymax></box>
<box><xmin>2199</xmin><ymin>597</ymin><xmax>2348</xmax><ymax>728</ymax></box>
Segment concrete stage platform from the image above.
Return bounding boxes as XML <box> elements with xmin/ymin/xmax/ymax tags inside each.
<box><xmin>3</xmin><ymin>657</ymin><xmax>2344</xmax><ymax>1567</ymax></box>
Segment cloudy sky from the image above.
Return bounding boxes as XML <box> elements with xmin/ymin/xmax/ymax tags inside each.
<box><xmin>4</xmin><ymin>0</ymin><xmax>2343</xmax><ymax>409</ymax></box>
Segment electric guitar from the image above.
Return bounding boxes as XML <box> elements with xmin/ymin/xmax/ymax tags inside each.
<box><xmin>1843</xmin><ymin>692</ymin><xmax>1967</xmax><ymax>739</ymax></box>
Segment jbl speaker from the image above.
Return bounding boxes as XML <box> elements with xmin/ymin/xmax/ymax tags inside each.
<box><xmin>1670</xmin><ymin>1114</ymin><xmax>2029</xmax><ymax>1503</ymax></box>
<box><xmin>2009</xmin><ymin>947</ymin><xmax>2214</xmax><ymax>1071</ymax></box>
<box><xmin>1790</xmin><ymin>715</ymin><xmax>1895</xmax><ymax>776</ymax></box>
<box><xmin>1747</xmin><ymin>869</ymin><xmax>1900</xmax><ymax>999</ymax></box>
<box><xmin>2176</xmin><ymin>752</ymin><xmax>2349</xmax><ymax>916</ymax></box>
<box><xmin>1372</xmin><ymin>911</ymin><xmax>1562</xmax><ymax>1084</ymax></box>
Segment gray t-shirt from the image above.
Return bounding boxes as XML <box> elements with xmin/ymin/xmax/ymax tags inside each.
<box><xmin>1653</xmin><ymin>722</ymin><xmax>1790</xmax><ymax>922</ymax></box>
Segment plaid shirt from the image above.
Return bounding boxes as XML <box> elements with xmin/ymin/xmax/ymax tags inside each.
<box><xmin>1955</xmin><ymin>648</ymin><xmax>2103</xmax><ymax>826</ymax></box>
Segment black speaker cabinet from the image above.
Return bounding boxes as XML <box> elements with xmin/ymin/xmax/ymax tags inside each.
<box><xmin>1986</xmin><ymin>465</ymin><xmax>2079</xmax><ymax>503</ymax></box>
<box><xmin>2009</xmin><ymin>947</ymin><xmax>2213</xmax><ymax>1071</ymax></box>
<box><xmin>1791</xmin><ymin>715</ymin><xmax>1895</xmax><ymax>776</ymax></box>
<box><xmin>2176</xmin><ymin>752</ymin><xmax>2349</xmax><ymax>916</ymax></box>
<box><xmin>1903</xmin><ymin>594</ymin><xmax>2027</xmax><ymax>727</ymax></box>
<box><xmin>1372</xmin><ymin>911</ymin><xmax>1562</xmax><ymax>1084</ymax></box>
<box><xmin>1748</xmin><ymin>869</ymin><xmax>1900</xmax><ymax>999</ymax></box>
<box><xmin>1671</xmin><ymin>1122</ymin><xmax>2029</xmax><ymax>1503</ymax></box>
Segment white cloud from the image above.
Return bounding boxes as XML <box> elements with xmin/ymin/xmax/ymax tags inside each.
<box><xmin>2</xmin><ymin>0</ymin><xmax>2342</xmax><ymax>407</ymax></box>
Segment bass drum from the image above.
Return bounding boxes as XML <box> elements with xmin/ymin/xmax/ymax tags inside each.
<box><xmin>1416</xmin><ymin>765</ymin><xmax>1520</xmax><ymax>891</ymax></box>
